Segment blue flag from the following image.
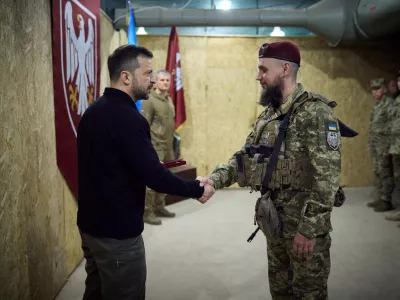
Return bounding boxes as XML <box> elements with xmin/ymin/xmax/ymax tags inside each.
<box><xmin>128</xmin><ymin>8</ymin><xmax>142</xmax><ymax>111</ymax></box>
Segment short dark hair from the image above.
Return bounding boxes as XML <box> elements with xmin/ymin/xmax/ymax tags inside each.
<box><xmin>107</xmin><ymin>45</ymin><xmax>153</xmax><ymax>82</ymax></box>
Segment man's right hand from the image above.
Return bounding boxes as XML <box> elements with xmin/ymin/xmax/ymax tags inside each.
<box><xmin>196</xmin><ymin>176</ymin><xmax>215</xmax><ymax>203</ymax></box>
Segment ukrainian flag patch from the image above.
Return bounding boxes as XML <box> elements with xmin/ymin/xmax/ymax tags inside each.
<box><xmin>328</xmin><ymin>123</ymin><xmax>337</xmax><ymax>131</ymax></box>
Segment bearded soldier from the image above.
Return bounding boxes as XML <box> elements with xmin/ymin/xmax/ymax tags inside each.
<box><xmin>198</xmin><ymin>41</ymin><xmax>346</xmax><ymax>300</ymax></box>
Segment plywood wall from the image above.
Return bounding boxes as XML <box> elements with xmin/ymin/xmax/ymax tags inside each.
<box><xmin>0</xmin><ymin>1</ymin><xmax>82</xmax><ymax>299</ymax></box>
<box><xmin>136</xmin><ymin>34</ymin><xmax>400</xmax><ymax>187</ymax></box>
<box><xmin>100</xmin><ymin>12</ymin><xmax>128</xmax><ymax>92</ymax></box>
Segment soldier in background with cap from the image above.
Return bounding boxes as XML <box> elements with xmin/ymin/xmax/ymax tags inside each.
<box><xmin>197</xmin><ymin>41</ymin><xmax>341</xmax><ymax>299</ymax></box>
<box><xmin>141</xmin><ymin>70</ymin><xmax>176</xmax><ymax>225</ymax></box>
<box><xmin>367</xmin><ymin>78</ymin><xmax>395</xmax><ymax>212</ymax></box>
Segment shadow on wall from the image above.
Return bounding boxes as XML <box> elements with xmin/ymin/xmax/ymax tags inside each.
<box><xmin>291</xmin><ymin>36</ymin><xmax>400</xmax><ymax>92</ymax></box>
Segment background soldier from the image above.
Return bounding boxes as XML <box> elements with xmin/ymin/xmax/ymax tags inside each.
<box><xmin>198</xmin><ymin>41</ymin><xmax>341</xmax><ymax>300</ymax></box>
<box><xmin>141</xmin><ymin>70</ymin><xmax>176</xmax><ymax>225</ymax></box>
<box><xmin>386</xmin><ymin>78</ymin><xmax>399</xmax><ymax>99</ymax></box>
<box><xmin>367</xmin><ymin>78</ymin><xmax>395</xmax><ymax>212</ymax></box>
<box><xmin>386</xmin><ymin>72</ymin><xmax>400</xmax><ymax>224</ymax></box>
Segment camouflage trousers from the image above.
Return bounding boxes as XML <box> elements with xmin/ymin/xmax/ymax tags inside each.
<box><xmin>392</xmin><ymin>155</ymin><xmax>400</xmax><ymax>189</ymax></box>
<box><xmin>267</xmin><ymin>234</ymin><xmax>331</xmax><ymax>300</ymax></box>
<box><xmin>370</xmin><ymin>140</ymin><xmax>394</xmax><ymax>202</ymax></box>
<box><xmin>390</xmin><ymin>138</ymin><xmax>400</xmax><ymax>193</ymax></box>
<box><xmin>144</xmin><ymin>148</ymin><xmax>175</xmax><ymax>216</ymax></box>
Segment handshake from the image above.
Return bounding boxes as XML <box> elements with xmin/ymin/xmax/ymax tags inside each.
<box><xmin>195</xmin><ymin>176</ymin><xmax>215</xmax><ymax>204</ymax></box>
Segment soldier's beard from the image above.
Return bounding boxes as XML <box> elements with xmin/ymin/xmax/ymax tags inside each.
<box><xmin>259</xmin><ymin>78</ymin><xmax>283</xmax><ymax>109</ymax></box>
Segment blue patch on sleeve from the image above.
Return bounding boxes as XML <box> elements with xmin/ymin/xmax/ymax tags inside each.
<box><xmin>328</xmin><ymin>123</ymin><xmax>337</xmax><ymax>131</ymax></box>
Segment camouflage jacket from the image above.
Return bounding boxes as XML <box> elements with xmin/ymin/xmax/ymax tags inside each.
<box><xmin>369</xmin><ymin>95</ymin><xmax>392</xmax><ymax>137</ymax></box>
<box><xmin>209</xmin><ymin>83</ymin><xmax>341</xmax><ymax>239</ymax></box>
<box><xmin>389</xmin><ymin>94</ymin><xmax>400</xmax><ymax>154</ymax></box>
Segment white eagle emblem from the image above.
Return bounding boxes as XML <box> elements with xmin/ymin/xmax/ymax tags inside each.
<box><xmin>64</xmin><ymin>0</ymin><xmax>95</xmax><ymax>117</ymax></box>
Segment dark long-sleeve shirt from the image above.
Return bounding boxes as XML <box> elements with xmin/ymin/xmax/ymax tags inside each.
<box><xmin>77</xmin><ymin>88</ymin><xmax>204</xmax><ymax>239</ymax></box>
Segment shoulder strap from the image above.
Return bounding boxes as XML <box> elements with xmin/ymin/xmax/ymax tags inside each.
<box><xmin>261</xmin><ymin>92</ymin><xmax>306</xmax><ymax>193</ymax></box>
<box><xmin>253</xmin><ymin>107</ymin><xmax>277</xmax><ymax>144</ymax></box>
<box><xmin>307</xmin><ymin>91</ymin><xmax>337</xmax><ymax>108</ymax></box>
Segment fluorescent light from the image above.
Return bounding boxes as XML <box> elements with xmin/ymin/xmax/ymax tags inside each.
<box><xmin>218</xmin><ymin>0</ymin><xmax>231</xmax><ymax>10</ymax></box>
<box><xmin>136</xmin><ymin>27</ymin><xmax>148</xmax><ymax>35</ymax></box>
<box><xmin>270</xmin><ymin>26</ymin><xmax>285</xmax><ymax>37</ymax></box>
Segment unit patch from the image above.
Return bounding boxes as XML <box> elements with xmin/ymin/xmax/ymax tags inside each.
<box><xmin>327</xmin><ymin>131</ymin><xmax>339</xmax><ymax>150</ymax></box>
<box><xmin>325</xmin><ymin>120</ymin><xmax>339</xmax><ymax>150</ymax></box>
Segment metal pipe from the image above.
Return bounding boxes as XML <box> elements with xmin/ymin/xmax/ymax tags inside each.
<box><xmin>354</xmin><ymin>0</ymin><xmax>400</xmax><ymax>38</ymax></box>
<box><xmin>133</xmin><ymin>8</ymin><xmax>307</xmax><ymax>27</ymax></box>
<box><xmin>113</xmin><ymin>0</ymin><xmax>400</xmax><ymax>46</ymax></box>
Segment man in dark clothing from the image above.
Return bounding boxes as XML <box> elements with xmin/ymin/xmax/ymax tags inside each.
<box><xmin>77</xmin><ymin>45</ymin><xmax>214</xmax><ymax>300</ymax></box>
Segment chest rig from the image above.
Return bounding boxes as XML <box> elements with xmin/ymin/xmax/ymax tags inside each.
<box><xmin>236</xmin><ymin>100</ymin><xmax>302</xmax><ymax>192</ymax></box>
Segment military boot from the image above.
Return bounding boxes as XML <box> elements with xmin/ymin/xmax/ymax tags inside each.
<box><xmin>374</xmin><ymin>201</ymin><xmax>394</xmax><ymax>212</ymax></box>
<box><xmin>144</xmin><ymin>214</ymin><xmax>162</xmax><ymax>225</ymax></box>
<box><xmin>385</xmin><ymin>212</ymin><xmax>400</xmax><ymax>221</ymax></box>
<box><xmin>367</xmin><ymin>199</ymin><xmax>381</xmax><ymax>207</ymax></box>
<box><xmin>155</xmin><ymin>207</ymin><xmax>176</xmax><ymax>218</ymax></box>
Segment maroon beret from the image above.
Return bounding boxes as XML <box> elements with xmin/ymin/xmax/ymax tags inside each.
<box><xmin>258</xmin><ymin>41</ymin><xmax>301</xmax><ymax>66</ymax></box>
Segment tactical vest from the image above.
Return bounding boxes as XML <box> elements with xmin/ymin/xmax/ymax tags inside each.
<box><xmin>236</xmin><ymin>92</ymin><xmax>337</xmax><ymax>192</ymax></box>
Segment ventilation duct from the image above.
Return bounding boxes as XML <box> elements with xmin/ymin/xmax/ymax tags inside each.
<box><xmin>114</xmin><ymin>0</ymin><xmax>400</xmax><ymax>47</ymax></box>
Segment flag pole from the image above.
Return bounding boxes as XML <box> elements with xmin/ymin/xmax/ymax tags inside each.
<box><xmin>127</xmin><ymin>3</ymin><xmax>142</xmax><ymax>111</ymax></box>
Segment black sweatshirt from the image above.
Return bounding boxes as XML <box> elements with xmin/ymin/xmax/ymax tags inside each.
<box><xmin>77</xmin><ymin>88</ymin><xmax>204</xmax><ymax>239</ymax></box>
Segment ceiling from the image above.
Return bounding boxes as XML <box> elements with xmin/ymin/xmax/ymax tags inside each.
<box><xmin>100</xmin><ymin>0</ymin><xmax>321</xmax><ymax>36</ymax></box>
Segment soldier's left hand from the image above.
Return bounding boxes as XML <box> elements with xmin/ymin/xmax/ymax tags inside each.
<box><xmin>293</xmin><ymin>232</ymin><xmax>315</xmax><ymax>259</ymax></box>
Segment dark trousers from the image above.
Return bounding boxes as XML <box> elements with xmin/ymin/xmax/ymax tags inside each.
<box><xmin>80</xmin><ymin>231</ymin><xmax>146</xmax><ymax>300</ymax></box>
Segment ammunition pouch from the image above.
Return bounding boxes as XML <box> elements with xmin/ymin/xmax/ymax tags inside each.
<box><xmin>236</xmin><ymin>144</ymin><xmax>305</xmax><ymax>190</ymax></box>
<box><xmin>236</xmin><ymin>144</ymin><xmax>273</xmax><ymax>188</ymax></box>
<box><xmin>334</xmin><ymin>186</ymin><xmax>346</xmax><ymax>207</ymax></box>
<box><xmin>254</xmin><ymin>191</ymin><xmax>282</xmax><ymax>243</ymax></box>
<box><xmin>235</xmin><ymin>151</ymin><xmax>251</xmax><ymax>187</ymax></box>
<box><xmin>250</xmin><ymin>157</ymin><xmax>299</xmax><ymax>191</ymax></box>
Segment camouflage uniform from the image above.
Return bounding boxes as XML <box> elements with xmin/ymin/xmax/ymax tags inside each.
<box><xmin>141</xmin><ymin>90</ymin><xmax>176</xmax><ymax>223</ymax></box>
<box><xmin>386</xmin><ymin>93</ymin><xmax>400</xmax><ymax>222</ymax></box>
<box><xmin>209</xmin><ymin>83</ymin><xmax>341</xmax><ymax>299</ymax></box>
<box><xmin>367</xmin><ymin>79</ymin><xmax>394</xmax><ymax>211</ymax></box>
<box><xmin>390</xmin><ymin>93</ymin><xmax>400</xmax><ymax>187</ymax></box>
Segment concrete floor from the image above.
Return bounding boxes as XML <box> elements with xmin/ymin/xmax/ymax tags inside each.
<box><xmin>56</xmin><ymin>187</ymin><xmax>400</xmax><ymax>300</ymax></box>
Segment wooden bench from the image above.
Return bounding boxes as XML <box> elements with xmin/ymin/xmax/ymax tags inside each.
<box><xmin>165</xmin><ymin>165</ymin><xmax>197</xmax><ymax>205</ymax></box>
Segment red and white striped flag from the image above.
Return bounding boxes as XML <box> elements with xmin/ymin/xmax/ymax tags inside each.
<box><xmin>166</xmin><ymin>26</ymin><xmax>186</xmax><ymax>130</ymax></box>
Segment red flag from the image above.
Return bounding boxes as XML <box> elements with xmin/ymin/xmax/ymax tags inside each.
<box><xmin>166</xmin><ymin>26</ymin><xmax>186</xmax><ymax>130</ymax></box>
